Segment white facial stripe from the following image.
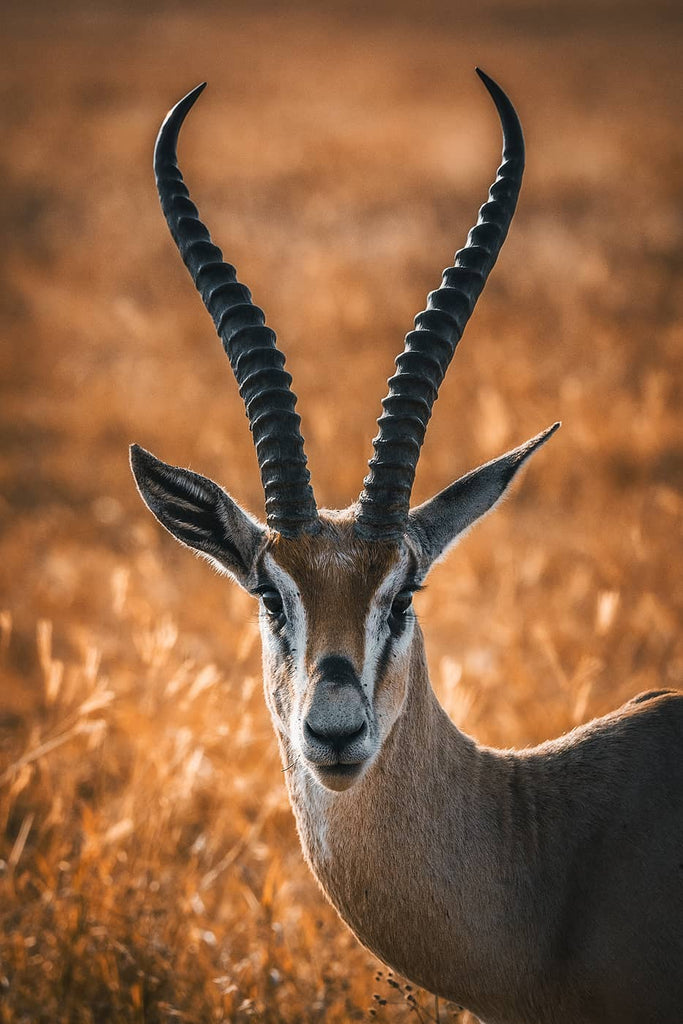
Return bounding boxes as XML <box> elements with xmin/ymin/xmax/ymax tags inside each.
<box><xmin>261</xmin><ymin>552</ymin><xmax>308</xmax><ymax>702</ymax></box>
<box><xmin>360</xmin><ymin>551</ymin><xmax>415</xmax><ymax>699</ymax></box>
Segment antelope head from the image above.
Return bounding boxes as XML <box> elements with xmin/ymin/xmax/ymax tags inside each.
<box><xmin>131</xmin><ymin>71</ymin><xmax>559</xmax><ymax>793</ymax></box>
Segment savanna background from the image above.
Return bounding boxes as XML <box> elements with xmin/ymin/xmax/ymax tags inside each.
<box><xmin>1</xmin><ymin>0</ymin><xmax>681</xmax><ymax>1021</ymax></box>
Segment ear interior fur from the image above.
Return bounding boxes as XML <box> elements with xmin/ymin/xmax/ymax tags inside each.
<box><xmin>130</xmin><ymin>445</ymin><xmax>265</xmax><ymax>587</ymax></box>
<box><xmin>408</xmin><ymin>423</ymin><xmax>560</xmax><ymax>571</ymax></box>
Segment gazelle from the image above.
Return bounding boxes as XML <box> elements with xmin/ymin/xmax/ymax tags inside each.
<box><xmin>130</xmin><ymin>71</ymin><xmax>683</xmax><ymax>1024</ymax></box>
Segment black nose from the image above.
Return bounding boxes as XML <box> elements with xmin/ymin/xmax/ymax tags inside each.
<box><xmin>304</xmin><ymin>716</ymin><xmax>367</xmax><ymax>755</ymax></box>
<box><xmin>303</xmin><ymin>657</ymin><xmax>368</xmax><ymax>763</ymax></box>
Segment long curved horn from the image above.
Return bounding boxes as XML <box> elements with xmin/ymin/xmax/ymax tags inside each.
<box><xmin>355</xmin><ymin>69</ymin><xmax>525</xmax><ymax>541</ymax></box>
<box><xmin>154</xmin><ymin>84</ymin><xmax>319</xmax><ymax>538</ymax></box>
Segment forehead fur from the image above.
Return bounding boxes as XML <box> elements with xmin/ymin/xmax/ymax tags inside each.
<box><xmin>268</xmin><ymin>513</ymin><xmax>400</xmax><ymax>592</ymax></box>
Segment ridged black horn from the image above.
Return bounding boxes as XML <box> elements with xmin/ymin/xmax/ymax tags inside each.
<box><xmin>355</xmin><ymin>69</ymin><xmax>525</xmax><ymax>541</ymax></box>
<box><xmin>154</xmin><ymin>83</ymin><xmax>319</xmax><ymax>538</ymax></box>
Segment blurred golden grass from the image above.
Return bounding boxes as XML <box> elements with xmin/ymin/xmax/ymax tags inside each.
<box><xmin>1</xmin><ymin>3</ymin><xmax>682</xmax><ymax>1021</ymax></box>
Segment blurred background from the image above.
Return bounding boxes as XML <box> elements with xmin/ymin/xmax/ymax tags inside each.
<box><xmin>1</xmin><ymin>1</ymin><xmax>681</xmax><ymax>1020</ymax></box>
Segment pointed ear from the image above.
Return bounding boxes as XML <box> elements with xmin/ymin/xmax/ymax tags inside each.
<box><xmin>407</xmin><ymin>423</ymin><xmax>560</xmax><ymax>571</ymax></box>
<box><xmin>129</xmin><ymin>445</ymin><xmax>266</xmax><ymax>589</ymax></box>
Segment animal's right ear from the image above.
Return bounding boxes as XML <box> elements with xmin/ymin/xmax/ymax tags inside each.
<box><xmin>130</xmin><ymin>445</ymin><xmax>265</xmax><ymax>589</ymax></box>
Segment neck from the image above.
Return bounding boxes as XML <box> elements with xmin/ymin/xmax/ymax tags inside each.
<box><xmin>279</xmin><ymin>634</ymin><xmax>547</xmax><ymax>1019</ymax></box>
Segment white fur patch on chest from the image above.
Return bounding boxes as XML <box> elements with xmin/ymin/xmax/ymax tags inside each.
<box><xmin>289</xmin><ymin>764</ymin><xmax>335</xmax><ymax>864</ymax></box>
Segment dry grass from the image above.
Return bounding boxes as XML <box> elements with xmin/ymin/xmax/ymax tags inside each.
<box><xmin>1</xmin><ymin>2</ymin><xmax>681</xmax><ymax>1021</ymax></box>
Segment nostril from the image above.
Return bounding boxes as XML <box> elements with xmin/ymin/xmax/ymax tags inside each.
<box><xmin>304</xmin><ymin>718</ymin><xmax>367</xmax><ymax>751</ymax></box>
<box><xmin>303</xmin><ymin>674</ymin><xmax>368</xmax><ymax>759</ymax></box>
<box><xmin>304</xmin><ymin>719</ymin><xmax>325</xmax><ymax>744</ymax></box>
<box><xmin>345</xmin><ymin>722</ymin><xmax>366</xmax><ymax>743</ymax></box>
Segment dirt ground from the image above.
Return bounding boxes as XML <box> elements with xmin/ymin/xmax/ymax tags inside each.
<box><xmin>0</xmin><ymin>1</ymin><xmax>681</xmax><ymax>1021</ymax></box>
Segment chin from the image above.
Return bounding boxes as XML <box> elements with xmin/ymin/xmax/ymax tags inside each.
<box><xmin>311</xmin><ymin>761</ymin><xmax>369</xmax><ymax>792</ymax></box>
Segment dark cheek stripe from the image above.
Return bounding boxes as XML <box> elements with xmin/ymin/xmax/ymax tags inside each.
<box><xmin>374</xmin><ymin>634</ymin><xmax>393</xmax><ymax>691</ymax></box>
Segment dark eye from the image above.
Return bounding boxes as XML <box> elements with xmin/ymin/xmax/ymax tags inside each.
<box><xmin>391</xmin><ymin>590</ymin><xmax>413</xmax><ymax>616</ymax></box>
<box><xmin>261</xmin><ymin>589</ymin><xmax>284</xmax><ymax>621</ymax></box>
<box><xmin>389</xmin><ymin>589</ymin><xmax>413</xmax><ymax>628</ymax></box>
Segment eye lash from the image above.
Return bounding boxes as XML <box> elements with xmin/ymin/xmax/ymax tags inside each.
<box><xmin>251</xmin><ymin>578</ymin><xmax>277</xmax><ymax>597</ymax></box>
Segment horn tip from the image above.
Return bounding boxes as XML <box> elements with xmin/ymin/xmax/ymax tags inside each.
<box><xmin>474</xmin><ymin>66</ymin><xmax>501</xmax><ymax>100</ymax></box>
<box><xmin>155</xmin><ymin>82</ymin><xmax>208</xmax><ymax>171</ymax></box>
<box><xmin>172</xmin><ymin>81</ymin><xmax>208</xmax><ymax>117</ymax></box>
<box><xmin>158</xmin><ymin>81</ymin><xmax>208</xmax><ymax>137</ymax></box>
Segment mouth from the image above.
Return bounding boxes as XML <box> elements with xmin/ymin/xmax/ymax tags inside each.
<box><xmin>317</xmin><ymin>762</ymin><xmax>364</xmax><ymax>778</ymax></box>
<box><xmin>310</xmin><ymin>759</ymin><xmax>367</xmax><ymax>791</ymax></box>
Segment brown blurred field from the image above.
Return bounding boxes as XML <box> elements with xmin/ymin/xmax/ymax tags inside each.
<box><xmin>1</xmin><ymin>1</ymin><xmax>681</xmax><ymax>1021</ymax></box>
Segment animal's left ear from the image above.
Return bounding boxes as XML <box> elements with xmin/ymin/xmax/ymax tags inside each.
<box><xmin>407</xmin><ymin>423</ymin><xmax>560</xmax><ymax>571</ymax></box>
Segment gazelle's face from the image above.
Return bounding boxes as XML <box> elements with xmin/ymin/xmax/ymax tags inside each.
<box><xmin>255</xmin><ymin>514</ymin><xmax>420</xmax><ymax>792</ymax></box>
<box><xmin>131</xmin><ymin>425</ymin><xmax>557</xmax><ymax>794</ymax></box>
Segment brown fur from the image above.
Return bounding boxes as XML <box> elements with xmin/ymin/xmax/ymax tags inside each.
<box><xmin>263</xmin><ymin>516</ymin><xmax>683</xmax><ymax>1024</ymax></box>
